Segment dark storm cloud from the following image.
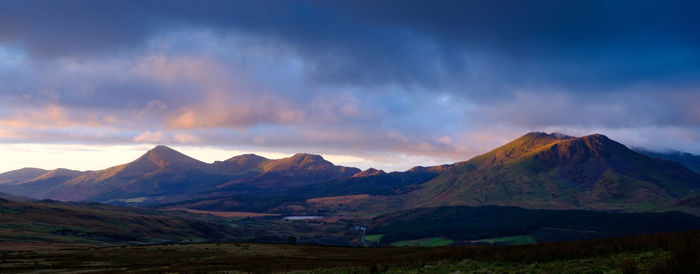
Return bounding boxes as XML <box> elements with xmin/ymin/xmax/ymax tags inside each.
<box><xmin>1</xmin><ymin>0</ymin><xmax>700</xmax><ymax>158</ymax></box>
<box><xmin>3</xmin><ymin>0</ymin><xmax>700</xmax><ymax>92</ymax></box>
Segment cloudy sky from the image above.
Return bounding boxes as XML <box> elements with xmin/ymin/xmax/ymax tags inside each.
<box><xmin>1</xmin><ymin>0</ymin><xmax>699</xmax><ymax>172</ymax></box>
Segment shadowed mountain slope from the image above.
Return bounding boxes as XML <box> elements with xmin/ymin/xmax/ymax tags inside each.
<box><xmin>215</xmin><ymin>153</ymin><xmax>361</xmax><ymax>190</ymax></box>
<box><xmin>212</xmin><ymin>153</ymin><xmax>269</xmax><ymax>174</ymax></box>
<box><xmin>353</xmin><ymin>168</ymin><xmax>386</xmax><ymax>178</ymax></box>
<box><xmin>636</xmin><ymin>149</ymin><xmax>700</xmax><ymax>174</ymax></box>
<box><xmin>0</xmin><ymin>168</ymin><xmax>85</xmax><ymax>198</ymax></box>
<box><xmin>288</xmin><ymin>167</ymin><xmax>443</xmax><ymax>199</ymax></box>
<box><xmin>0</xmin><ymin>191</ymin><xmax>35</xmax><ymax>202</ymax></box>
<box><xmin>162</xmin><ymin>165</ymin><xmax>444</xmax><ymax>213</ymax></box>
<box><xmin>0</xmin><ymin>168</ymin><xmax>48</xmax><ymax>185</ymax></box>
<box><xmin>410</xmin><ymin>132</ymin><xmax>700</xmax><ymax>211</ymax></box>
<box><xmin>35</xmin><ymin>145</ymin><xmax>217</xmax><ymax>202</ymax></box>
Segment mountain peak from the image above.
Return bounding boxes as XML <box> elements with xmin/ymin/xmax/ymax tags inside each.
<box><xmin>352</xmin><ymin>168</ymin><xmax>386</xmax><ymax>177</ymax></box>
<box><xmin>0</xmin><ymin>168</ymin><xmax>49</xmax><ymax>185</ymax></box>
<box><xmin>15</xmin><ymin>167</ymin><xmax>48</xmax><ymax>173</ymax></box>
<box><xmin>31</xmin><ymin>168</ymin><xmax>83</xmax><ymax>181</ymax></box>
<box><xmin>580</xmin><ymin>133</ymin><xmax>611</xmax><ymax>144</ymax></box>
<box><xmin>516</xmin><ymin>132</ymin><xmax>575</xmax><ymax>148</ymax></box>
<box><xmin>289</xmin><ymin>153</ymin><xmax>331</xmax><ymax>165</ymax></box>
<box><xmin>408</xmin><ymin>165</ymin><xmax>451</xmax><ymax>173</ymax></box>
<box><xmin>523</xmin><ymin>131</ymin><xmax>574</xmax><ymax>140</ymax></box>
<box><xmin>214</xmin><ymin>153</ymin><xmax>269</xmax><ymax>173</ymax></box>
<box><xmin>262</xmin><ymin>153</ymin><xmax>334</xmax><ymax>171</ymax></box>
<box><xmin>149</xmin><ymin>144</ymin><xmax>178</xmax><ymax>154</ymax></box>
<box><xmin>291</xmin><ymin>153</ymin><xmax>325</xmax><ymax>161</ymax></box>
<box><xmin>464</xmin><ymin>132</ymin><xmax>575</xmax><ymax>167</ymax></box>
<box><xmin>136</xmin><ymin>145</ymin><xmax>205</xmax><ymax>169</ymax></box>
<box><xmin>580</xmin><ymin>133</ymin><xmax>608</xmax><ymax>141</ymax></box>
<box><xmin>414</xmin><ymin>132</ymin><xmax>700</xmax><ymax>210</ymax></box>
<box><xmin>224</xmin><ymin>153</ymin><xmax>268</xmax><ymax>163</ymax></box>
<box><xmin>554</xmin><ymin>133</ymin><xmax>628</xmax><ymax>158</ymax></box>
<box><xmin>550</xmin><ymin>132</ymin><xmax>574</xmax><ymax>139</ymax></box>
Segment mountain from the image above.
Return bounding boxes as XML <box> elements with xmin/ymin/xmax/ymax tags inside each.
<box><xmin>136</xmin><ymin>145</ymin><xmax>211</xmax><ymax>169</ymax></box>
<box><xmin>0</xmin><ymin>167</ymin><xmax>48</xmax><ymax>185</ymax></box>
<box><xmin>0</xmin><ymin>191</ymin><xmax>35</xmax><ymax>202</ymax></box>
<box><xmin>215</xmin><ymin>153</ymin><xmax>361</xmax><ymax>190</ymax></box>
<box><xmin>353</xmin><ymin>168</ymin><xmax>386</xmax><ymax>178</ymax></box>
<box><xmin>409</xmin><ymin>132</ymin><xmax>700</xmax><ymax>211</ymax></box>
<box><xmin>31</xmin><ymin>168</ymin><xmax>84</xmax><ymax>181</ymax></box>
<box><xmin>165</xmin><ymin>165</ymin><xmax>444</xmax><ymax>213</ymax></box>
<box><xmin>408</xmin><ymin>164</ymin><xmax>452</xmax><ymax>173</ymax></box>
<box><xmin>288</xmin><ymin>167</ymin><xmax>444</xmax><ymax>198</ymax></box>
<box><xmin>635</xmin><ymin>149</ymin><xmax>700</xmax><ymax>174</ymax></box>
<box><xmin>0</xmin><ymin>146</ymin><xmax>361</xmax><ymax>205</ymax></box>
<box><xmin>212</xmin><ymin>153</ymin><xmax>269</xmax><ymax>174</ymax></box>
<box><xmin>35</xmin><ymin>145</ymin><xmax>229</xmax><ymax>202</ymax></box>
<box><xmin>263</xmin><ymin>153</ymin><xmax>336</xmax><ymax>171</ymax></box>
<box><xmin>0</xmin><ymin>168</ymin><xmax>85</xmax><ymax>198</ymax></box>
<box><xmin>4</xmin><ymin>133</ymin><xmax>698</xmax><ymax>216</ymax></box>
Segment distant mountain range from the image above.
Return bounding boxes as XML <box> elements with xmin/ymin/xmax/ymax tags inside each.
<box><xmin>1</xmin><ymin>132</ymin><xmax>699</xmax><ymax>216</ymax></box>
<box><xmin>0</xmin><ymin>145</ymin><xmax>360</xmax><ymax>204</ymax></box>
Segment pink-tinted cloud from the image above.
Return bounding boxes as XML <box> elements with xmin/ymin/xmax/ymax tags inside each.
<box><xmin>173</xmin><ymin>133</ymin><xmax>201</xmax><ymax>144</ymax></box>
<box><xmin>0</xmin><ymin>2</ymin><xmax>699</xmax><ymax>172</ymax></box>
<box><xmin>132</xmin><ymin>130</ymin><xmax>166</xmax><ymax>143</ymax></box>
<box><xmin>0</xmin><ymin>104</ymin><xmax>113</xmax><ymax>129</ymax></box>
<box><xmin>167</xmin><ymin>96</ymin><xmax>305</xmax><ymax>129</ymax></box>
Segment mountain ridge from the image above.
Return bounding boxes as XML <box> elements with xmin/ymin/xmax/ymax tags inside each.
<box><xmin>353</xmin><ymin>168</ymin><xmax>386</xmax><ymax>177</ymax></box>
<box><xmin>2</xmin><ymin>134</ymin><xmax>698</xmax><ymax>216</ymax></box>
<box><xmin>0</xmin><ymin>167</ymin><xmax>49</xmax><ymax>185</ymax></box>
<box><xmin>0</xmin><ymin>145</ymin><xmax>362</xmax><ymax>203</ymax></box>
<box><xmin>410</xmin><ymin>132</ymin><xmax>700</xmax><ymax>212</ymax></box>
<box><xmin>215</xmin><ymin>153</ymin><xmax>361</xmax><ymax>190</ymax></box>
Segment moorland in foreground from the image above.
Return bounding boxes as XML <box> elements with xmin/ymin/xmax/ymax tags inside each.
<box><xmin>0</xmin><ymin>231</ymin><xmax>697</xmax><ymax>273</ymax></box>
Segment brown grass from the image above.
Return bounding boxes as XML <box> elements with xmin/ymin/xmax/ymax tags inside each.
<box><xmin>0</xmin><ymin>230</ymin><xmax>696</xmax><ymax>273</ymax></box>
<box><xmin>306</xmin><ymin>194</ymin><xmax>371</xmax><ymax>206</ymax></box>
<box><xmin>167</xmin><ymin>207</ymin><xmax>281</xmax><ymax>218</ymax></box>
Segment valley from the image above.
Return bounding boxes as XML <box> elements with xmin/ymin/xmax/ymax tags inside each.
<box><xmin>1</xmin><ymin>132</ymin><xmax>699</xmax><ymax>272</ymax></box>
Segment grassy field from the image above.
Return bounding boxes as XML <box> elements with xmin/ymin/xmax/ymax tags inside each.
<box><xmin>474</xmin><ymin>234</ymin><xmax>537</xmax><ymax>245</ymax></box>
<box><xmin>0</xmin><ymin>231</ymin><xmax>696</xmax><ymax>273</ymax></box>
<box><xmin>369</xmin><ymin>205</ymin><xmax>700</xmax><ymax>245</ymax></box>
<box><xmin>0</xmin><ymin>199</ymin><xmax>243</xmax><ymax>249</ymax></box>
<box><xmin>390</xmin><ymin>237</ymin><xmax>454</xmax><ymax>247</ymax></box>
<box><xmin>0</xmin><ymin>198</ymin><xmax>373</xmax><ymax>248</ymax></box>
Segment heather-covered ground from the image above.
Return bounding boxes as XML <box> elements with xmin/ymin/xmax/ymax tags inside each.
<box><xmin>0</xmin><ymin>231</ymin><xmax>696</xmax><ymax>273</ymax></box>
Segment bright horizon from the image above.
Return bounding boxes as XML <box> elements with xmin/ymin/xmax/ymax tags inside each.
<box><xmin>0</xmin><ymin>143</ymin><xmax>455</xmax><ymax>173</ymax></box>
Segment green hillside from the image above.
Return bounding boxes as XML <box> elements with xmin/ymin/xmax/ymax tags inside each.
<box><xmin>410</xmin><ymin>132</ymin><xmax>700</xmax><ymax>212</ymax></box>
<box><xmin>369</xmin><ymin>206</ymin><xmax>700</xmax><ymax>245</ymax></box>
<box><xmin>0</xmin><ymin>197</ymin><xmax>240</xmax><ymax>249</ymax></box>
